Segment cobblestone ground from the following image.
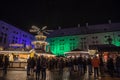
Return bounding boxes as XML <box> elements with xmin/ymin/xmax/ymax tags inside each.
<box><xmin>0</xmin><ymin>68</ymin><xmax>120</xmax><ymax>80</ymax></box>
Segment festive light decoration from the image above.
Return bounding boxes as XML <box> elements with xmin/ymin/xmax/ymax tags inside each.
<box><xmin>30</xmin><ymin>25</ymin><xmax>54</xmax><ymax>56</ymax></box>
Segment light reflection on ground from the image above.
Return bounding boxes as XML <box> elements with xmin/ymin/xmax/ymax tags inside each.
<box><xmin>0</xmin><ymin>68</ymin><xmax>120</xmax><ymax>80</ymax></box>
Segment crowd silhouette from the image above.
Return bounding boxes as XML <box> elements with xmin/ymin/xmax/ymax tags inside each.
<box><xmin>0</xmin><ymin>53</ymin><xmax>120</xmax><ymax>80</ymax></box>
<box><xmin>26</xmin><ymin>53</ymin><xmax>120</xmax><ymax>80</ymax></box>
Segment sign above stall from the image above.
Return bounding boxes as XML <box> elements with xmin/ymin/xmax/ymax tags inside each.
<box><xmin>9</xmin><ymin>44</ymin><xmax>24</xmax><ymax>47</ymax></box>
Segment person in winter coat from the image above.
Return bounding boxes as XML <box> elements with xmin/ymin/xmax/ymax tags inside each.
<box><xmin>87</xmin><ymin>56</ymin><xmax>92</xmax><ymax>75</ymax></box>
<box><xmin>78</xmin><ymin>55</ymin><xmax>83</xmax><ymax>74</ymax></box>
<box><xmin>99</xmin><ymin>56</ymin><xmax>104</xmax><ymax>76</ymax></box>
<box><xmin>27</xmin><ymin>58</ymin><xmax>31</xmax><ymax>76</ymax></box>
<box><xmin>107</xmin><ymin>56</ymin><xmax>114</xmax><ymax>77</ymax></box>
<box><xmin>35</xmin><ymin>57</ymin><xmax>41</xmax><ymax>80</ymax></box>
<box><xmin>3</xmin><ymin>55</ymin><xmax>9</xmax><ymax>75</ymax></box>
<box><xmin>92</xmin><ymin>55</ymin><xmax>100</xmax><ymax>78</ymax></box>
<box><xmin>41</xmin><ymin>57</ymin><xmax>47</xmax><ymax>80</ymax></box>
<box><xmin>30</xmin><ymin>57</ymin><xmax>36</xmax><ymax>76</ymax></box>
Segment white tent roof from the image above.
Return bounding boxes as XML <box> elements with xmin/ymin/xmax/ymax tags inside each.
<box><xmin>0</xmin><ymin>51</ymin><xmax>30</xmax><ymax>54</ymax></box>
<box><xmin>64</xmin><ymin>51</ymin><xmax>89</xmax><ymax>56</ymax></box>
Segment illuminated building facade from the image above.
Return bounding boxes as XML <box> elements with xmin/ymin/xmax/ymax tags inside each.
<box><xmin>0</xmin><ymin>20</ymin><xmax>34</xmax><ymax>49</ymax></box>
<box><xmin>47</xmin><ymin>22</ymin><xmax>120</xmax><ymax>56</ymax></box>
<box><xmin>1</xmin><ymin>20</ymin><xmax>120</xmax><ymax>56</ymax></box>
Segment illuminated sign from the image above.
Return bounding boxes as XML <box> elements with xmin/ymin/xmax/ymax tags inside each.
<box><xmin>9</xmin><ymin>44</ymin><xmax>24</xmax><ymax>47</ymax></box>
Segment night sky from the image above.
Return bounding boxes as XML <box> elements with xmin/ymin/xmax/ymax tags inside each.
<box><xmin>0</xmin><ymin>0</ymin><xmax>120</xmax><ymax>31</ymax></box>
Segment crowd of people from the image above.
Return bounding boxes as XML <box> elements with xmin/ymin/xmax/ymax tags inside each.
<box><xmin>26</xmin><ymin>54</ymin><xmax>120</xmax><ymax>80</ymax></box>
<box><xmin>0</xmin><ymin>53</ymin><xmax>120</xmax><ymax>80</ymax></box>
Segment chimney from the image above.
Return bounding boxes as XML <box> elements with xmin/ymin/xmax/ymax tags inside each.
<box><xmin>86</xmin><ymin>22</ymin><xmax>88</xmax><ymax>27</ymax></box>
<box><xmin>78</xmin><ymin>24</ymin><xmax>80</xmax><ymax>28</ymax></box>
<box><xmin>108</xmin><ymin>20</ymin><xmax>111</xmax><ymax>24</ymax></box>
<box><xmin>58</xmin><ymin>26</ymin><xmax>61</xmax><ymax>30</ymax></box>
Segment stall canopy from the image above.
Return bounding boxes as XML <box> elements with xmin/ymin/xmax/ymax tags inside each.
<box><xmin>64</xmin><ymin>48</ymin><xmax>89</xmax><ymax>56</ymax></box>
<box><xmin>89</xmin><ymin>44</ymin><xmax>120</xmax><ymax>52</ymax></box>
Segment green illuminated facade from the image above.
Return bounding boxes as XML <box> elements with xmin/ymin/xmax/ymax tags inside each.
<box><xmin>1</xmin><ymin>20</ymin><xmax>120</xmax><ymax>56</ymax></box>
<box><xmin>47</xmin><ymin>35</ymin><xmax>79</xmax><ymax>56</ymax></box>
<box><xmin>47</xmin><ymin>31</ymin><xmax>120</xmax><ymax>56</ymax></box>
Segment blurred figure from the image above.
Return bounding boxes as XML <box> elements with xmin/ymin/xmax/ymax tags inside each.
<box><xmin>2</xmin><ymin>55</ymin><xmax>9</xmax><ymax>75</ymax></box>
<box><xmin>115</xmin><ymin>54</ymin><xmax>120</xmax><ymax>77</ymax></box>
<box><xmin>74</xmin><ymin>56</ymin><xmax>78</xmax><ymax>71</ymax></box>
<box><xmin>92</xmin><ymin>55</ymin><xmax>100</xmax><ymax>78</ymax></box>
<box><xmin>68</xmin><ymin>57</ymin><xmax>73</xmax><ymax>75</ymax></box>
<box><xmin>87</xmin><ymin>56</ymin><xmax>92</xmax><ymax>75</ymax></box>
<box><xmin>107</xmin><ymin>56</ymin><xmax>114</xmax><ymax>77</ymax></box>
<box><xmin>35</xmin><ymin>57</ymin><xmax>41</xmax><ymax>80</ymax></box>
<box><xmin>99</xmin><ymin>55</ymin><xmax>105</xmax><ymax>77</ymax></box>
<box><xmin>78</xmin><ymin>55</ymin><xmax>83</xmax><ymax>75</ymax></box>
<box><xmin>41</xmin><ymin>56</ymin><xmax>47</xmax><ymax>80</ymax></box>
<box><xmin>30</xmin><ymin>57</ymin><xmax>36</xmax><ymax>76</ymax></box>
<box><xmin>83</xmin><ymin>56</ymin><xmax>87</xmax><ymax>74</ymax></box>
<box><xmin>27</xmin><ymin>57</ymin><xmax>31</xmax><ymax>77</ymax></box>
<box><xmin>0</xmin><ymin>55</ymin><xmax>3</xmax><ymax>67</ymax></box>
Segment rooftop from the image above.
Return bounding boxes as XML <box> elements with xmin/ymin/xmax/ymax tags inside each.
<box><xmin>47</xmin><ymin>22</ymin><xmax>120</xmax><ymax>38</ymax></box>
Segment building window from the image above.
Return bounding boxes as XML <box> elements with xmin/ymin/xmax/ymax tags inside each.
<box><xmin>13</xmin><ymin>31</ymin><xmax>16</xmax><ymax>33</ymax></box>
<box><xmin>118</xmin><ymin>35</ymin><xmax>120</xmax><ymax>37</ymax></box>
<box><xmin>81</xmin><ymin>37</ymin><xmax>86</xmax><ymax>40</ymax></box>
<box><xmin>104</xmin><ymin>36</ymin><xmax>107</xmax><ymax>38</ymax></box>
<box><xmin>60</xmin><ymin>39</ymin><xmax>64</xmax><ymax>41</ymax></box>
<box><xmin>96</xmin><ymin>41</ymin><xmax>98</xmax><ymax>43</ymax></box>
<box><xmin>2</xmin><ymin>26</ymin><xmax>5</xmax><ymax>29</ymax></box>
<box><xmin>15</xmin><ymin>41</ymin><xmax>17</xmax><ymax>43</ymax></box>
<box><xmin>30</xmin><ymin>37</ymin><xmax>33</xmax><ymax>40</ymax></box>
<box><xmin>23</xmin><ymin>34</ymin><xmax>27</xmax><ymax>37</ymax></box>
<box><xmin>70</xmin><ymin>38</ymin><xmax>75</xmax><ymax>41</ymax></box>
<box><xmin>118</xmin><ymin>39</ymin><xmax>120</xmax><ymax>42</ymax></box>
<box><xmin>92</xmin><ymin>36</ymin><xmax>98</xmax><ymax>39</ymax></box>
<box><xmin>104</xmin><ymin>28</ymin><xmax>107</xmax><ymax>31</ymax></box>
<box><xmin>61</xmin><ymin>33</ymin><xmax>64</xmax><ymax>35</ymax></box>
<box><xmin>70</xmin><ymin>46</ymin><xmax>73</xmax><ymax>50</ymax></box>
<box><xmin>92</xmin><ymin>41</ymin><xmax>95</xmax><ymax>44</ymax></box>
<box><xmin>1</xmin><ymin>32</ymin><xmax>3</xmax><ymax>35</ymax></box>
<box><xmin>60</xmin><ymin>46</ymin><xmax>64</xmax><ymax>50</ymax></box>
<box><xmin>92</xmin><ymin>37</ymin><xmax>94</xmax><ymax>39</ymax></box>
<box><xmin>5</xmin><ymin>34</ymin><xmax>7</xmax><ymax>37</ymax></box>
<box><xmin>6</xmin><ymin>28</ymin><xmax>8</xmax><ymax>30</ymax></box>
<box><xmin>60</xmin><ymin>43</ymin><xmax>64</xmax><ymax>45</ymax></box>
<box><xmin>4</xmin><ymin>37</ymin><xmax>7</xmax><ymax>44</ymax></box>
<box><xmin>12</xmin><ymin>40</ymin><xmax>15</xmax><ymax>43</ymax></box>
<box><xmin>13</xmin><ymin>36</ymin><xmax>15</xmax><ymax>39</ymax></box>
<box><xmin>73</xmin><ymin>46</ymin><xmax>75</xmax><ymax>50</ymax></box>
<box><xmin>52</xmin><ymin>47</ymin><xmax>54</xmax><ymax>51</ymax></box>
<box><xmin>51</xmin><ymin>40</ymin><xmax>55</xmax><ymax>42</ymax></box>
<box><xmin>84</xmin><ymin>42</ymin><xmax>86</xmax><ymax>44</ymax></box>
<box><xmin>105</xmin><ymin>35</ymin><xmax>110</xmax><ymax>38</ymax></box>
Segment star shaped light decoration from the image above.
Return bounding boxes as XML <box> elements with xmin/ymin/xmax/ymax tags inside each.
<box><xmin>29</xmin><ymin>25</ymin><xmax>53</xmax><ymax>35</ymax></box>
